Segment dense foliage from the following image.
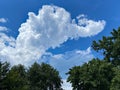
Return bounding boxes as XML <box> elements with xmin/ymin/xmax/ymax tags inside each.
<box><xmin>67</xmin><ymin>59</ymin><xmax>117</xmax><ymax>90</ymax></box>
<box><xmin>28</xmin><ymin>62</ymin><xmax>62</xmax><ymax>90</ymax></box>
<box><xmin>5</xmin><ymin>64</ymin><xmax>28</xmax><ymax>90</ymax></box>
<box><xmin>0</xmin><ymin>62</ymin><xmax>62</xmax><ymax>90</ymax></box>
<box><xmin>67</xmin><ymin>27</ymin><xmax>120</xmax><ymax>90</ymax></box>
<box><xmin>0</xmin><ymin>61</ymin><xmax>10</xmax><ymax>90</ymax></box>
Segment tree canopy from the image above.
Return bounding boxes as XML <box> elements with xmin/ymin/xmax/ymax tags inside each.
<box><xmin>5</xmin><ymin>64</ymin><xmax>28</xmax><ymax>90</ymax></box>
<box><xmin>67</xmin><ymin>59</ymin><xmax>116</xmax><ymax>90</ymax></box>
<box><xmin>28</xmin><ymin>62</ymin><xmax>62</xmax><ymax>90</ymax></box>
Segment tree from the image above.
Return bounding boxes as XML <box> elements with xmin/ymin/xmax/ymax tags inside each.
<box><xmin>67</xmin><ymin>58</ymin><xmax>114</xmax><ymax>90</ymax></box>
<box><xmin>67</xmin><ymin>27</ymin><xmax>120</xmax><ymax>89</ymax></box>
<box><xmin>0</xmin><ymin>61</ymin><xmax>10</xmax><ymax>90</ymax></box>
<box><xmin>5</xmin><ymin>64</ymin><xmax>28</xmax><ymax>90</ymax></box>
<box><xmin>28</xmin><ymin>62</ymin><xmax>62</xmax><ymax>90</ymax></box>
<box><xmin>92</xmin><ymin>27</ymin><xmax>120</xmax><ymax>65</ymax></box>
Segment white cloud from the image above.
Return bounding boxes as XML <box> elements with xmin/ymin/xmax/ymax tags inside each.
<box><xmin>0</xmin><ymin>5</ymin><xmax>105</xmax><ymax>65</ymax></box>
<box><xmin>41</xmin><ymin>47</ymin><xmax>94</xmax><ymax>78</ymax></box>
<box><xmin>0</xmin><ymin>18</ymin><xmax>7</xmax><ymax>23</ymax></box>
<box><xmin>0</xmin><ymin>26</ymin><xmax>8</xmax><ymax>31</ymax></box>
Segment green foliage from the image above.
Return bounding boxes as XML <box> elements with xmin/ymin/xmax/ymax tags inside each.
<box><xmin>67</xmin><ymin>59</ymin><xmax>115</xmax><ymax>90</ymax></box>
<box><xmin>0</xmin><ymin>61</ymin><xmax>62</xmax><ymax>90</ymax></box>
<box><xmin>92</xmin><ymin>27</ymin><xmax>120</xmax><ymax>65</ymax></box>
<box><xmin>28</xmin><ymin>62</ymin><xmax>62</xmax><ymax>90</ymax></box>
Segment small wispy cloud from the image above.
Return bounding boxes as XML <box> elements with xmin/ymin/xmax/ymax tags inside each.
<box><xmin>0</xmin><ymin>18</ymin><xmax>8</xmax><ymax>31</ymax></box>
<box><xmin>0</xmin><ymin>26</ymin><xmax>8</xmax><ymax>31</ymax></box>
<box><xmin>0</xmin><ymin>18</ymin><xmax>7</xmax><ymax>23</ymax></box>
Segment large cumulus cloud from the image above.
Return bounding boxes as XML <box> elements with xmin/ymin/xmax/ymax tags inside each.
<box><xmin>0</xmin><ymin>5</ymin><xmax>105</xmax><ymax>65</ymax></box>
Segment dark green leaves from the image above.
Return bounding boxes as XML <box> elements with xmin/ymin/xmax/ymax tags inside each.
<box><xmin>67</xmin><ymin>59</ymin><xmax>114</xmax><ymax>90</ymax></box>
<box><xmin>92</xmin><ymin>27</ymin><xmax>120</xmax><ymax>65</ymax></box>
<box><xmin>0</xmin><ymin>61</ymin><xmax>62</xmax><ymax>90</ymax></box>
<box><xmin>28</xmin><ymin>62</ymin><xmax>62</xmax><ymax>90</ymax></box>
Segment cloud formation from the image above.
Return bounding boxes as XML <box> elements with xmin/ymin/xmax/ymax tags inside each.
<box><xmin>0</xmin><ymin>5</ymin><xmax>105</xmax><ymax>65</ymax></box>
<box><xmin>41</xmin><ymin>47</ymin><xmax>94</xmax><ymax>78</ymax></box>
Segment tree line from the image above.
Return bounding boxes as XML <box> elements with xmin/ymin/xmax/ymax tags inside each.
<box><xmin>0</xmin><ymin>62</ymin><xmax>63</xmax><ymax>90</ymax></box>
<box><xmin>0</xmin><ymin>27</ymin><xmax>120</xmax><ymax>90</ymax></box>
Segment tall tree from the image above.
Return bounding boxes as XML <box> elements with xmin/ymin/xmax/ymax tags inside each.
<box><xmin>92</xmin><ymin>27</ymin><xmax>120</xmax><ymax>65</ymax></box>
<box><xmin>28</xmin><ymin>62</ymin><xmax>62</xmax><ymax>90</ymax></box>
<box><xmin>67</xmin><ymin>58</ymin><xmax>114</xmax><ymax>90</ymax></box>
<box><xmin>0</xmin><ymin>61</ymin><xmax>10</xmax><ymax>90</ymax></box>
<box><xmin>67</xmin><ymin>27</ymin><xmax>120</xmax><ymax>90</ymax></box>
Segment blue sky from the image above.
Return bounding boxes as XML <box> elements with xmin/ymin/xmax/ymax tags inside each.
<box><xmin>0</xmin><ymin>0</ymin><xmax>120</xmax><ymax>50</ymax></box>
<box><xmin>0</xmin><ymin>0</ymin><xmax>120</xmax><ymax>89</ymax></box>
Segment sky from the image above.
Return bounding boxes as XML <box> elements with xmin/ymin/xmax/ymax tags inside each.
<box><xmin>0</xmin><ymin>0</ymin><xmax>120</xmax><ymax>89</ymax></box>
